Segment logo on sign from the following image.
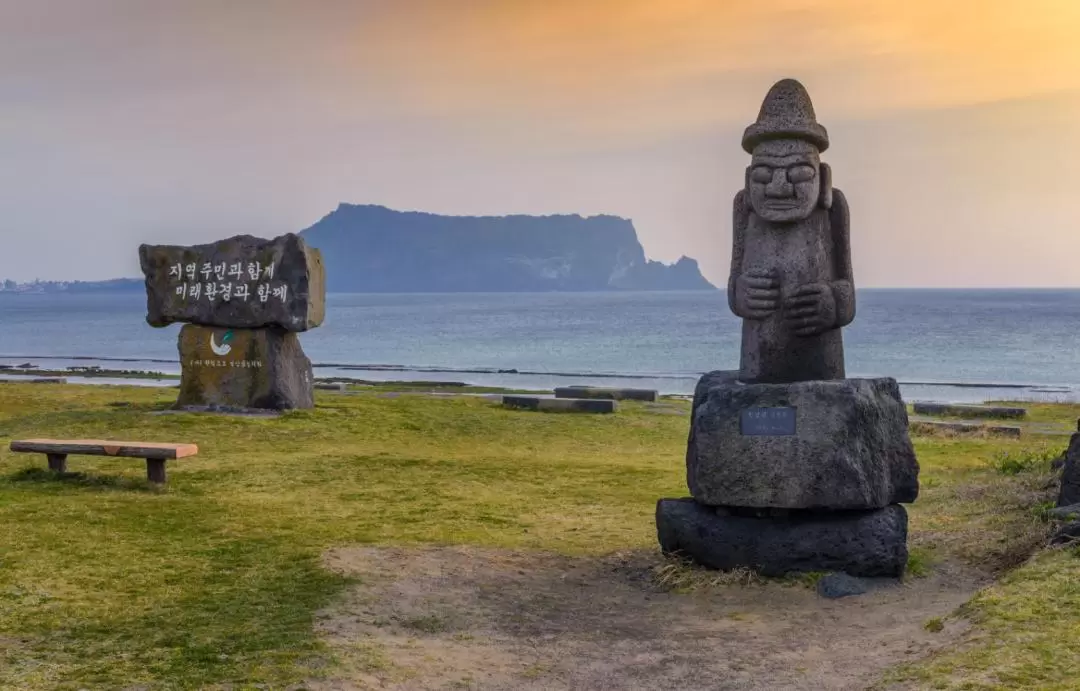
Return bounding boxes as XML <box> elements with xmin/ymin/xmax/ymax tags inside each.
<box><xmin>210</xmin><ymin>330</ymin><xmax>234</xmax><ymax>357</ymax></box>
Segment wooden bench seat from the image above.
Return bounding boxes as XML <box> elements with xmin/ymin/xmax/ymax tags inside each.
<box><xmin>9</xmin><ymin>439</ymin><xmax>198</xmax><ymax>484</ymax></box>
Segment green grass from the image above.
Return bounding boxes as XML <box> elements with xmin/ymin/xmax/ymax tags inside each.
<box><xmin>0</xmin><ymin>383</ymin><xmax>1075</xmax><ymax>689</ymax></box>
<box><xmin>886</xmin><ymin>548</ymin><xmax>1080</xmax><ymax>690</ymax></box>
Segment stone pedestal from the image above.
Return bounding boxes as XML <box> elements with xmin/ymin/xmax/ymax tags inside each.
<box><xmin>176</xmin><ymin>325</ymin><xmax>314</xmax><ymax>411</ymax></box>
<box><xmin>658</xmin><ymin>371</ymin><xmax>919</xmax><ymax>576</ymax></box>
<box><xmin>656</xmin><ymin>500</ymin><xmax>908</xmax><ymax>577</ymax></box>
<box><xmin>688</xmin><ymin>377</ymin><xmax>919</xmax><ymax>509</ymax></box>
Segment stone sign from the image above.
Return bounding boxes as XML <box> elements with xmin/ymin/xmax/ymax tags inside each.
<box><xmin>739</xmin><ymin>407</ymin><xmax>797</xmax><ymax>436</ymax></box>
<box><xmin>139</xmin><ymin>233</ymin><xmax>325</xmax><ymax>332</ymax></box>
<box><xmin>139</xmin><ymin>232</ymin><xmax>325</xmax><ymax>411</ymax></box>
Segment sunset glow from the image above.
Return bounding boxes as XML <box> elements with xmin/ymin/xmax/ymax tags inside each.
<box><xmin>3</xmin><ymin>0</ymin><xmax>1080</xmax><ymax>286</ymax></box>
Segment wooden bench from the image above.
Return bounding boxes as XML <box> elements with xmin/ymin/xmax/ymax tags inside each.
<box><xmin>9</xmin><ymin>439</ymin><xmax>198</xmax><ymax>484</ymax></box>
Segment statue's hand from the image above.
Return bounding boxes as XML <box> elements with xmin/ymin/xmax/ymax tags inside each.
<box><xmin>736</xmin><ymin>269</ymin><xmax>780</xmax><ymax>320</ymax></box>
<box><xmin>783</xmin><ymin>283</ymin><xmax>838</xmax><ymax>336</ymax></box>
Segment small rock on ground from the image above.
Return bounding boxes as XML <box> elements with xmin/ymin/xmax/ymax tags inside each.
<box><xmin>817</xmin><ymin>572</ymin><xmax>869</xmax><ymax>599</ymax></box>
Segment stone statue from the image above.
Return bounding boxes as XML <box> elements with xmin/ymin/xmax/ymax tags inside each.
<box><xmin>728</xmin><ymin>79</ymin><xmax>854</xmax><ymax>384</ymax></box>
<box><xmin>656</xmin><ymin>78</ymin><xmax>919</xmax><ymax>579</ymax></box>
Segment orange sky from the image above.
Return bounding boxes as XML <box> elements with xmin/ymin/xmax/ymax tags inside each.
<box><xmin>351</xmin><ymin>0</ymin><xmax>1080</xmax><ymax>133</ymax></box>
<box><xmin>3</xmin><ymin>0</ymin><xmax>1080</xmax><ymax>286</ymax></box>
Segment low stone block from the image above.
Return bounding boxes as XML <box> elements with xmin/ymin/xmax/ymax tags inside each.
<box><xmin>688</xmin><ymin>377</ymin><xmax>919</xmax><ymax>510</ymax></box>
<box><xmin>176</xmin><ymin>325</ymin><xmax>313</xmax><ymax>411</ymax></box>
<box><xmin>910</xmin><ymin>420</ymin><xmax>1021</xmax><ymax>438</ymax></box>
<box><xmin>912</xmin><ymin>403</ymin><xmax>1026</xmax><ymax>419</ymax></box>
<box><xmin>554</xmin><ymin>386</ymin><xmax>657</xmax><ymax>402</ymax></box>
<box><xmin>1051</xmin><ymin>521</ymin><xmax>1080</xmax><ymax>546</ymax></box>
<box><xmin>502</xmin><ymin>396</ymin><xmax>616</xmax><ymax>413</ymax></box>
<box><xmin>314</xmin><ymin>382</ymin><xmax>348</xmax><ymax>392</ymax></box>
<box><xmin>140</xmin><ymin>233</ymin><xmax>325</xmax><ymax>332</ymax></box>
<box><xmin>1057</xmin><ymin>433</ymin><xmax>1080</xmax><ymax>507</ymax></box>
<box><xmin>656</xmin><ymin>498</ymin><xmax>908</xmax><ymax>577</ymax></box>
<box><xmin>1047</xmin><ymin>503</ymin><xmax>1080</xmax><ymax>521</ymax></box>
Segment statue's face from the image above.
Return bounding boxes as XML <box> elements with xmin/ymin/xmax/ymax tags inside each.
<box><xmin>747</xmin><ymin>139</ymin><xmax>821</xmax><ymax>223</ymax></box>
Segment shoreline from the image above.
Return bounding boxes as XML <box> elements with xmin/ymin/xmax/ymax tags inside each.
<box><xmin>0</xmin><ymin>354</ymin><xmax>1073</xmax><ymax>391</ymax></box>
<box><xmin>2</xmin><ymin>357</ymin><xmax>1079</xmax><ymax>403</ymax></box>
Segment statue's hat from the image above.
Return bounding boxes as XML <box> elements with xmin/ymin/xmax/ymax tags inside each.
<box><xmin>741</xmin><ymin>78</ymin><xmax>829</xmax><ymax>153</ymax></box>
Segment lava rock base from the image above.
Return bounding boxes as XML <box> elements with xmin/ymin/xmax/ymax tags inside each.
<box><xmin>656</xmin><ymin>498</ymin><xmax>908</xmax><ymax>577</ymax></box>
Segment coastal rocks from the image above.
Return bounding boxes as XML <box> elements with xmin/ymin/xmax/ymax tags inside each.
<box><xmin>688</xmin><ymin>377</ymin><xmax>919</xmax><ymax>509</ymax></box>
<box><xmin>176</xmin><ymin>325</ymin><xmax>313</xmax><ymax>410</ymax></box>
<box><xmin>140</xmin><ymin>232</ymin><xmax>325</xmax><ymax>411</ymax></box>
<box><xmin>656</xmin><ymin>499</ymin><xmax>909</xmax><ymax>577</ymax></box>
<box><xmin>139</xmin><ymin>233</ymin><xmax>325</xmax><ymax>331</ymax></box>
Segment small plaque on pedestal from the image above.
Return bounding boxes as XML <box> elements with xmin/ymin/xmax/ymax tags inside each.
<box><xmin>740</xmin><ymin>407</ymin><xmax>797</xmax><ymax>436</ymax></box>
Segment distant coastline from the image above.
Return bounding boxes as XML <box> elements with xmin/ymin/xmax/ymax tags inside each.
<box><xmin>3</xmin><ymin>281</ymin><xmax>1077</xmax><ymax>295</ymax></box>
<box><xmin>2</xmin><ymin>205</ymin><xmax>719</xmax><ymax>293</ymax></box>
<box><xmin>0</xmin><ymin>278</ymin><xmax>143</xmax><ymax>294</ymax></box>
<box><xmin>1</xmin><ymin>357</ymin><xmax>1074</xmax><ymax>398</ymax></box>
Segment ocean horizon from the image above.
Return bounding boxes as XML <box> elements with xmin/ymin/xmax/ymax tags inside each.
<box><xmin>2</xmin><ymin>288</ymin><xmax>1079</xmax><ymax>403</ymax></box>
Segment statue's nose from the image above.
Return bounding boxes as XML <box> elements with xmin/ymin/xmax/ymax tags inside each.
<box><xmin>765</xmin><ymin>169</ymin><xmax>793</xmax><ymax>198</ymax></box>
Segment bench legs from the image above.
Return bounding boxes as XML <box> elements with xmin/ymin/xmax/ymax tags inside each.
<box><xmin>47</xmin><ymin>453</ymin><xmax>68</xmax><ymax>473</ymax></box>
<box><xmin>39</xmin><ymin>453</ymin><xmax>169</xmax><ymax>484</ymax></box>
<box><xmin>146</xmin><ymin>458</ymin><xmax>167</xmax><ymax>484</ymax></box>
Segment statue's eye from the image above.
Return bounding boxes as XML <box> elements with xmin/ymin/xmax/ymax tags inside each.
<box><xmin>750</xmin><ymin>167</ymin><xmax>773</xmax><ymax>183</ymax></box>
<box><xmin>788</xmin><ymin>165</ymin><xmax>816</xmax><ymax>183</ymax></box>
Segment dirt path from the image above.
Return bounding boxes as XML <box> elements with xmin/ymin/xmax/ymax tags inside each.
<box><xmin>311</xmin><ymin>546</ymin><xmax>982</xmax><ymax>690</ymax></box>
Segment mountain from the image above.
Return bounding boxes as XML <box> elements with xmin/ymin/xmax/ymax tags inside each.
<box><xmin>298</xmin><ymin>204</ymin><xmax>715</xmax><ymax>292</ymax></box>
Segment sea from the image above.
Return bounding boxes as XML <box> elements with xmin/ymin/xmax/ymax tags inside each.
<box><xmin>1</xmin><ymin>290</ymin><xmax>1079</xmax><ymax>403</ymax></box>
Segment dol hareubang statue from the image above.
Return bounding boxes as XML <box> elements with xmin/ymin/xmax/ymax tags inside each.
<box><xmin>655</xmin><ymin>78</ymin><xmax>920</xmax><ymax>579</ymax></box>
<box><xmin>728</xmin><ymin>78</ymin><xmax>854</xmax><ymax>384</ymax></box>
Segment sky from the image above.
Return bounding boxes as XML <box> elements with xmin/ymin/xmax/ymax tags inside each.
<box><xmin>2</xmin><ymin>0</ymin><xmax>1080</xmax><ymax>287</ymax></box>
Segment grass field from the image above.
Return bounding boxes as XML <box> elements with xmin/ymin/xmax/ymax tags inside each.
<box><xmin>0</xmin><ymin>382</ymin><xmax>1077</xmax><ymax>689</ymax></box>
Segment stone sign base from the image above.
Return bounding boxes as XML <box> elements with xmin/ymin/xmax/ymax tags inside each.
<box><xmin>656</xmin><ymin>499</ymin><xmax>908</xmax><ymax>577</ymax></box>
<box><xmin>176</xmin><ymin>324</ymin><xmax>313</xmax><ymax>411</ymax></box>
